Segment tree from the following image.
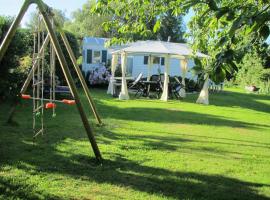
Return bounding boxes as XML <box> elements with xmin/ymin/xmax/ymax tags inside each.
<box><xmin>0</xmin><ymin>16</ymin><xmax>33</xmax><ymax>102</ymax></box>
<box><xmin>157</xmin><ymin>10</ymin><xmax>186</xmax><ymax>42</ymax></box>
<box><xmin>26</xmin><ymin>9</ymin><xmax>67</xmax><ymax>31</ymax></box>
<box><xmin>64</xmin><ymin>0</ymin><xmax>113</xmax><ymax>38</ymax></box>
<box><xmin>94</xmin><ymin>0</ymin><xmax>270</xmax><ymax>83</ymax></box>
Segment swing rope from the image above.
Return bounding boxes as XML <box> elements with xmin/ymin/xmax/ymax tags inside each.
<box><xmin>49</xmin><ymin>18</ymin><xmax>56</xmax><ymax>117</ymax></box>
<box><xmin>32</xmin><ymin>12</ymin><xmax>45</xmax><ymax>138</ymax></box>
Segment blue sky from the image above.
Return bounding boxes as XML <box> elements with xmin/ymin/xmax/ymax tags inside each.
<box><xmin>0</xmin><ymin>0</ymin><xmax>193</xmax><ymax>26</ymax></box>
<box><xmin>0</xmin><ymin>0</ymin><xmax>88</xmax><ymax>26</ymax></box>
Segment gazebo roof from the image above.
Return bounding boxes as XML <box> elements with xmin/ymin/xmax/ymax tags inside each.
<box><xmin>112</xmin><ymin>40</ymin><xmax>208</xmax><ymax>58</ymax></box>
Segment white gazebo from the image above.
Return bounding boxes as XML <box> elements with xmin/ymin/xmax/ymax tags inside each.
<box><xmin>107</xmin><ymin>40</ymin><xmax>210</xmax><ymax>104</ymax></box>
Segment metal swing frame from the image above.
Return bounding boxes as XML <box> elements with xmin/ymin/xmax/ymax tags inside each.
<box><xmin>0</xmin><ymin>0</ymin><xmax>102</xmax><ymax>162</ymax></box>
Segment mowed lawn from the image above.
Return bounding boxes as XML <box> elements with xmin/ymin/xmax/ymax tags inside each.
<box><xmin>0</xmin><ymin>88</ymin><xmax>270</xmax><ymax>200</ymax></box>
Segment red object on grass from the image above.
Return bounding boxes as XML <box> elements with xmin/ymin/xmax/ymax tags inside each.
<box><xmin>45</xmin><ymin>102</ymin><xmax>57</xmax><ymax>109</ymax></box>
<box><xmin>62</xmin><ymin>99</ymin><xmax>76</xmax><ymax>105</ymax></box>
<box><xmin>21</xmin><ymin>94</ymin><xmax>31</xmax><ymax>99</ymax></box>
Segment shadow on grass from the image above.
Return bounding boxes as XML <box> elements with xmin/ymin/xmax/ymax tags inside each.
<box><xmin>8</xmin><ymin>153</ymin><xmax>270</xmax><ymax>200</ymax></box>
<box><xmin>0</xmin><ymin>178</ymin><xmax>62</xmax><ymax>200</ymax></box>
<box><xmin>101</xmin><ymin>130</ymin><xmax>270</xmax><ymax>160</ymax></box>
<box><xmin>95</xmin><ymin>101</ymin><xmax>270</xmax><ymax>131</ymax></box>
<box><xmin>116</xmin><ymin>127</ymin><xmax>270</xmax><ymax>150</ymax></box>
<box><xmin>202</xmin><ymin>90</ymin><xmax>270</xmax><ymax>114</ymax></box>
<box><xmin>91</xmin><ymin>88</ymin><xmax>270</xmax><ymax>114</ymax></box>
<box><xmin>0</xmin><ymin>89</ymin><xmax>270</xmax><ymax>199</ymax></box>
<box><xmin>0</xmin><ymin>128</ymin><xmax>270</xmax><ymax>200</ymax></box>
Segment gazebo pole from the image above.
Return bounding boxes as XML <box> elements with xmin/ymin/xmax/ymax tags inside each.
<box><xmin>119</xmin><ymin>52</ymin><xmax>129</xmax><ymax>100</ymax></box>
<box><xmin>107</xmin><ymin>53</ymin><xmax>118</xmax><ymax>95</ymax></box>
<box><xmin>196</xmin><ymin>74</ymin><xmax>209</xmax><ymax>105</ymax></box>
<box><xmin>147</xmin><ymin>55</ymin><xmax>153</xmax><ymax>81</ymax></box>
<box><xmin>160</xmin><ymin>54</ymin><xmax>170</xmax><ymax>101</ymax></box>
<box><xmin>179</xmin><ymin>59</ymin><xmax>188</xmax><ymax>98</ymax></box>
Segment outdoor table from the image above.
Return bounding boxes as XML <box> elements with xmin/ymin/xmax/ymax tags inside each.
<box><xmin>142</xmin><ymin>80</ymin><xmax>160</xmax><ymax>98</ymax></box>
<box><xmin>112</xmin><ymin>77</ymin><xmax>134</xmax><ymax>97</ymax></box>
<box><xmin>114</xmin><ymin>77</ymin><xmax>134</xmax><ymax>80</ymax></box>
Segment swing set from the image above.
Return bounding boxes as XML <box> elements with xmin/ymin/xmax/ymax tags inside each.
<box><xmin>0</xmin><ymin>0</ymin><xmax>103</xmax><ymax>162</ymax></box>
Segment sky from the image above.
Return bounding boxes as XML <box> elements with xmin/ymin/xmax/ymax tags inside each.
<box><xmin>0</xmin><ymin>0</ymin><xmax>88</xmax><ymax>26</ymax></box>
<box><xmin>0</xmin><ymin>0</ymin><xmax>193</xmax><ymax>27</ymax></box>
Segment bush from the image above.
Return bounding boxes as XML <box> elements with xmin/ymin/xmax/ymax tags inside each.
<box><xmin>235</xmin><ymin>52</ymin><xmax>270</xmax><ymax>94</ymax></box>
<box><xmin>0</xmin><ymin>16</ymin><xmax>33</xmax><ymax>102</ymax></box>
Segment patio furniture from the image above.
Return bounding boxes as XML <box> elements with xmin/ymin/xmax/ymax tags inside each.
<box><xmin>149</xmin><ymin>75</ymin><xmax>163</xmax><ymax>98</ymax></box>
<box><xmin>141</xmin><ymin>80</ymin><xmax>159</xmax><ymax>98</ymax></box>
<box><xmin>109</xmin><ymin>76</ymin><xmax>135</xmax><ymax>97</ymax></box>
<box><xmin>169</xmin><ymin>76</ymin><xmax>185</xmax><ymax>99</ymax></box>
<box><xmin>128</xmin><ymin>73</ymin><xmax>145</xmax><ymax>97</ymax></box>
<box><xmin>128</xmin><ymin>73</ymin><xmax>143</xmax><ymax>89</ymax></box>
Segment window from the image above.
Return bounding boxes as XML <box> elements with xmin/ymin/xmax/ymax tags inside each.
<box><xmin>161</xmin><ymin>57</ymin><xmax>165</xmax><ymax>66</ymax></box>
<box><xmin>102</xmin><ymin>50</ymin><xmax>107</xmax><ymax>63</ymax></box>
<box><xmin>144</xmin><ymin>56</ymin><xmax>164</xmax><ymax>65</ymax></box>
<box><xmin>93</xmin><ymin>51</ymin><xmax>101</xmax><ymax>63</ymax></box>
<box><xmin>153</xmin><ymin>57</ymin><xmax>160</xmax><ymax>64</ymax></box>
<box><xmin>143</xmin><ymin>56</ymin><xmax>149</xmax><ymax>65</ymax></box>
<box><xmin>127</xmin><ymin>57</ymin><xmax>133</xmax><ymax>76</ymax></box>
<box><xmin>86</xmin><ymin>49</ymin><xmax>92</xmax><ymax>64</ymax></box>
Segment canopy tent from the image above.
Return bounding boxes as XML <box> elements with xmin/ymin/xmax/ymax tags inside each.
<box><xmin>108</xmin><ymin>40</ymin><xmax>210</xmax><ymax>104</ymax></box>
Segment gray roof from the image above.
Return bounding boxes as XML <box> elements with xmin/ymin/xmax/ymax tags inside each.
<box><xmin>113</xmin><ymin>40</ymin><xmax>209</xmax><ymax>58</ymax></box>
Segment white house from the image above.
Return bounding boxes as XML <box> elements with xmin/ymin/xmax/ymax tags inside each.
<box><xmin>82</xmin><ymin>37</ymin><xmax>110</xmax><ymax>72</ymax></box>
<box><xmin>82</xmin><ymin>37</ymin><xmax>196</xmax><ymax>79</ymax></box>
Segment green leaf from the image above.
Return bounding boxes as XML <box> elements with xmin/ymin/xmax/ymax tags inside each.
<box><xmin>153</xmin><ymin>19</ymin><xmax>161</xmax><ymax>33</ymax></box>
<box><xmin>229</xmin><ymin>15</ymin><xmax>245</xmax><ymax>37</ymax></box>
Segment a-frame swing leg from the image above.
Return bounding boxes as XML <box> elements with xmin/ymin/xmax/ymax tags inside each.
<box><xmin>60</xmin><ymin>32</ymin><xmax>103</xmax><ymax>126</ymax></box>
<box><xmin>38</xmin><ymin>2</ymin><xmax>102</xmax><ymax>162</ymax></box>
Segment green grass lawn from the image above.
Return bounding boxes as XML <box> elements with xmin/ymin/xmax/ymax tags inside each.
<box><xmin>0</xmin><ymin>88</ymin><xmax>270</xmax><ymax>200</ymax></box>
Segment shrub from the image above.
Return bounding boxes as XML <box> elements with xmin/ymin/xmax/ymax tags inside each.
<box><xmin>235</xmin><ymin>52</ymin><xmax>270</xmax><ymax>94</ymax></box>
<box><xmin>0</xmin><ymin>16</ymin><xmax>33</xmax><ymax>102</ymax></box>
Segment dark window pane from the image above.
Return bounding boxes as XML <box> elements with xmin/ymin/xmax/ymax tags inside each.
<box><xmin>161</xmin><ymin>57</ymin><xmax>165</xmax><ymax>65</ymax></box>
<box><xmin>144</xmin><ymin>56</ymin><xmax>149</xmax><ymax>65</ymax></box>
<box><xmin>102</xmin><ymin>50</ymin><xmax>107</xmax><ymax>63</ymax></box>
<box><xmin>87</xmin><ymin>49</ymin><xmax>92</xmax><ymax>64</ymax></box>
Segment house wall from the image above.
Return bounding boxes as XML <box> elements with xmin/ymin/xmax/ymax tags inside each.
<box><xmin>82</xmin><ymin>42</ymin><xmax>109</xmax><ymax>73</ymax></box>
<box><xmin>129</xmin><ymin>56</ymin><xmax>195</xmax><ymax>79</ymax></box>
